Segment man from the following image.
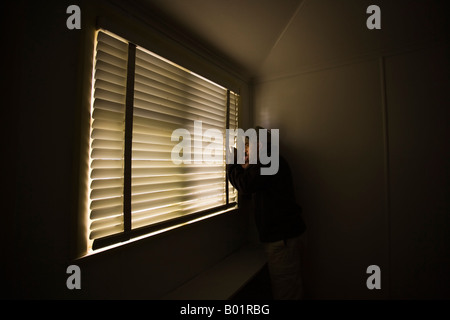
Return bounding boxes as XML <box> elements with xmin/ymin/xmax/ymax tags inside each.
<box><xmin>227</xmin><ymin>128</ymin><xmax>306</xmax><ymax>300</ymax></box>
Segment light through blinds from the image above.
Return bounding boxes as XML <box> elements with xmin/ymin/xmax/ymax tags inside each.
<box><xmin>88</xmin><ymin>30</ymin><xmax>239</xmax><ymax>251</ymax></box>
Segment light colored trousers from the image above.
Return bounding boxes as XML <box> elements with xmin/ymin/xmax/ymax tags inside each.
<box><xmin>263</xmin><ymin>235</ymin><xmax>304</xmax><ymax>300</ymax></box>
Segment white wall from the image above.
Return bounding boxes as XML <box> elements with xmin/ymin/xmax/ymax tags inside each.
<box><xmin>253</xmin><ymin>0</ymin><xmax>449</xmax><ymax>299</ymax></box>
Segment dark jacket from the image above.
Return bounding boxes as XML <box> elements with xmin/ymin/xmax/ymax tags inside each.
<box><xmin>227</xmin><ymin>156</ymin><xmax>306</xmax><ymax>243</ymax></box>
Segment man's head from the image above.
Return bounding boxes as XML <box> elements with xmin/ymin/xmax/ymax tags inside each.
<box><xmin>244</xmin><ymin>126</ymin><xmax>272</xmax><ymax>163</ymax></box>
<box><xmin>227</xmin><ymin>126</ymin><xmax>279</xmax><ymax>175</ymax></box>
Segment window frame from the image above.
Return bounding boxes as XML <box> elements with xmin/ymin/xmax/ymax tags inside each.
<box><xmin>87</xmin><ymin>29</ymin><xmax>239</xmax><ymax>252</ymax></box>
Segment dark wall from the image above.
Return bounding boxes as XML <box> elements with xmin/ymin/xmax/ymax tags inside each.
<box><xmin>5</xmin><ymin>0</ymin><xmax>251</xmax><ymax>299</ymax></box>
<box><xmin>6</xmin><ymin>0</ymin><xmax>82</xmax><ymax>298</ymax></box>
<box><xmin>386</xmin><ymin>45</ymin><xmax>450</xmax><ymax>298</ymax></box>
<box><xmin>4</xmin><ymin>0</ymin><xmax>448</xmax><ymax>300</ymax></box>
<box><xmin>253</xmin><ymin>0</ymin><xmax>449</xmax><ymax>299</ymax></box>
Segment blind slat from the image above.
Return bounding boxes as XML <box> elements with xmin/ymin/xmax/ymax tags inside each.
<box><xmin>91</xmin><ymin>178</ymin><xmax>123</xmax><ymax>189</ymax></box>
<box><xmin>90</xmin><ymin>196</ymin><xmax>122</xmax><ymax>210</ymax></box>
<box><xmin>89</xmin><ymin>223</ymin><xmax>124</xmax><ymax>240</ymax></box>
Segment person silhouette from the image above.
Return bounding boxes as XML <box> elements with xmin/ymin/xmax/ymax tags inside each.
<box><xmin>227</xmin><ymin>127</ymin><xmax>306</xmax><ymax>299</ymax></box>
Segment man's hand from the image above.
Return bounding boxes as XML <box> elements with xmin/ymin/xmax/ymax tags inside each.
<box><xmin>241</xmin><ymin>150</ymin><xmax>250</xmax><ymax>169</ymax></box>
<box><xmin>241</xmin><ymin>162</ymin><xmax>250</xmax><ymax>169</ymax></box>
<box><xmin>230</xmin><ymin>146</ymin><xmax>250</xmax><ymax>169</ymax></box>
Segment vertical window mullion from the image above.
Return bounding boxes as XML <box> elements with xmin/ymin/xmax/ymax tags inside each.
<box><xmin>123</xmin><ymin>43</ymin><xmax>136</xmax><ymax>237</ymax></box>
<box><xmin>225</xmin><ymin>90</ymin><xmax>230</xmax><ymax>205</ymax></box>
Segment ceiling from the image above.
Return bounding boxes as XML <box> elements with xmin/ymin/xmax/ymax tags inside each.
<box><xmin>138</xmin><ymin>0</ymin><xmax>448</xmax><ymax>81</ymax></box>
<box><xmin>140</xmin><ymin>0</ymin><xmax>303</xmax><ymax>78</ymax></box>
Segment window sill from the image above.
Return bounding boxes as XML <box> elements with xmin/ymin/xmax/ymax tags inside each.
<box><xmin>77</xmin><ymin>206</ymin><xmax>239</xmax><ymax>259</ymax></box>
<box><xmin>161</xmin><ymin>243</ymin><xmax>267</xmax><ymax>300</ymax></box>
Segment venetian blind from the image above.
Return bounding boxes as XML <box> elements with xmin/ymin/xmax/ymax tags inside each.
<box><xmin>88</xmin><ymin>30</ymin><xmax>238</xmax><ymax>250</ymax></box>
<box><xmin>89</xmin><ymin>31</ymin><xmax>128</xmax><ymax>241</ymax></box>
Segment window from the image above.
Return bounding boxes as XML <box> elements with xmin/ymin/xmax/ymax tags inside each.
<box><xmin>88</xmin><ymin>30</ymin><xmax>239</xmax><ymax>251</ymax></box>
